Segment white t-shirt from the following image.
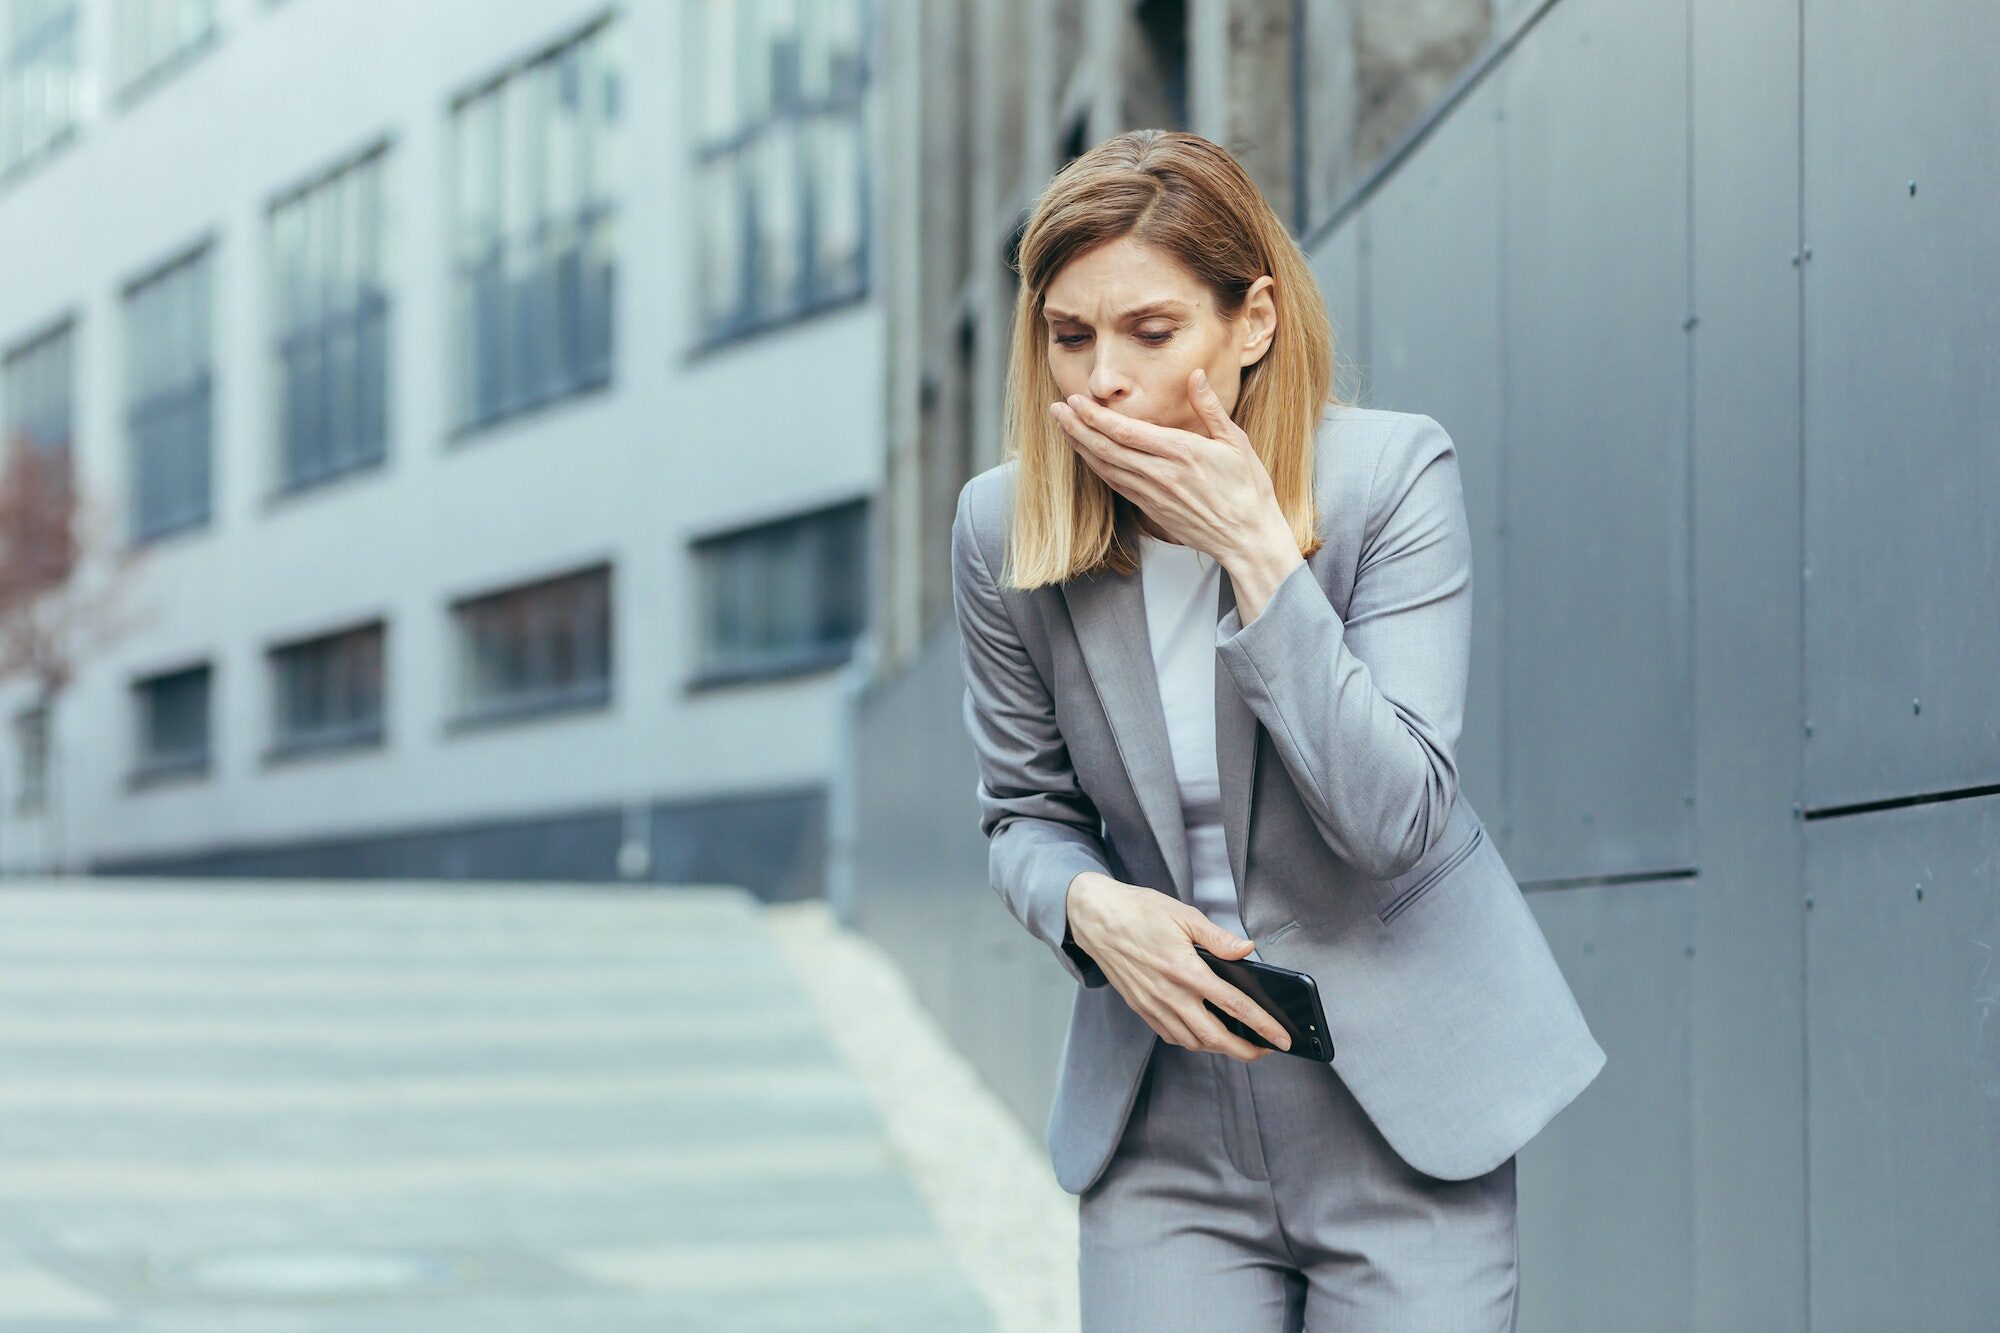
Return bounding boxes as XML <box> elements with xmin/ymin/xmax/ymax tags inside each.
<box><xmin>1137</xmin><ymin>532</ymin><xmax>1260</xmax><ymax>961</ymax></box>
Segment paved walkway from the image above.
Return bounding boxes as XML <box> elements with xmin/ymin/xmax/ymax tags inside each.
<box><xmin>0</xmin><ymin>879</ymin><xmax>999</xmax><ymax>1331</ymax></box>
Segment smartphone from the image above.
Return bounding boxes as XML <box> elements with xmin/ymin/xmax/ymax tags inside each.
<box><xmin>1193</xmin><ymin>946</ymin><xmax>1335</xmax><ymax>1062</ymax></box>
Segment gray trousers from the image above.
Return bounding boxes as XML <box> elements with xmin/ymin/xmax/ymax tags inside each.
<box><xmin>1078</xmin><ymin>1036</ymin><xmax>1519</xmax><ymax>1332</ymax></box>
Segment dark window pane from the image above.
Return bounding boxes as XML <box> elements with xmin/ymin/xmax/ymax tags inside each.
<box><xmin>450</xmin><ymin>565</ymin><xmax>612</xmax><ymax>719</ymax></box>
<box><xmin>124</xmin><ymin>248</ymin><xmax>211</xmax><ymax>539</ymax></box>
<box><xmin>450</xmin><ymin>20</ymin><xmax>619</xmax><ymax>432</ymax></box>
<box><xmin>271</xmin><ymin>623</ymin><xmax>386</xmax><ymax>751</ymax></box>
<box><xmin>135</xmin><ymin>663</ymin><xmax>211</xmax><ymax>771</ymax></box>
<box><xmin>693</xmin><ymin>499</ymin><xmax>866</xmax><ymax>679</ymax></box>
<box><xmin>690</xmin><ymin>0</ymin><xmax>868</xmax><ymax>341</ymax></box>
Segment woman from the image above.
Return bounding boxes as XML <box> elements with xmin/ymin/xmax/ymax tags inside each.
<box><xmin>948</xmin><ymin>130</ymin><xmax>1605</xmax><ymax>1331</ymax></box>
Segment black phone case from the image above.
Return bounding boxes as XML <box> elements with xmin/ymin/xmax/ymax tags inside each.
<box><xmin>1193</xmin><ymin>946</ymin><xmax>1335</xmax><ymax>1062</ymax></box>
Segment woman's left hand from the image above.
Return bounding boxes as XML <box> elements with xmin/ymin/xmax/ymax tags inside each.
<box><xmin>1052</xmin><ymin>367</ymin><xmax>1288</xmax><ymax>566</ymax></box>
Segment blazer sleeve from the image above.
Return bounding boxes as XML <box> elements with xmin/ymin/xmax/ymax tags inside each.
<box><xmin>1213</xmin><ymin>413</ymin><xmax>1472</xmax><ymax>881</ymax></box>
<box><xmin>950</xmin><ymin>481</ymin><xmax>1112</xmax><ymax>988</ymax></box>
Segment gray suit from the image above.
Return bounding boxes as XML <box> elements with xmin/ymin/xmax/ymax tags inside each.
<box><xmin>949</xmin><ymin>403</ymin><xmax>1605</xmax><ymax>1200</ymax></box>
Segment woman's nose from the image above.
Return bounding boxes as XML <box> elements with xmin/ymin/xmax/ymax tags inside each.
<box><xmin>1086</xmin><ymin>354</ymin><xmax>1131</xmax><ymax>404</ymax></box>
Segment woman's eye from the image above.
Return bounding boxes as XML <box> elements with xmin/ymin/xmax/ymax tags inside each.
<box><xmin>1051</xmin><ymin>330</ymin><xmax>1174</xmax><ymax>348</ymax></box>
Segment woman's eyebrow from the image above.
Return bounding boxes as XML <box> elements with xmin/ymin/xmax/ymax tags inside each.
<box><xmin>1044</xmin><ymin>300</ymin><xmax>1190</xmax><ymax>323</ymax></box>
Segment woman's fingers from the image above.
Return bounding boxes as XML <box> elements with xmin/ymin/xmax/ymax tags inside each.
<box><xmin>1157</xmin><ymin>963</ymin><xmax>1275</xmax><ymax>1061</ymax></box>
<box><xmin>1053</xmin><ymin>401</ymin><xmax>1173</xmax><ymax>488</ymax></box>
<box><xmin>1091</xmin><ymin>892</ymin><xmax>1288</xmax><ymax>1062</ymax></box>
<box><xmin>1152</xmin><ymin>1003</ymin><xmax>1201</xmax><ymax>1052</ymax></box>
<box><xmin>1105</xmin><ymin>959</ymin><xmax>1201</xmax><ymax>1051</ymax></box>
<box><xmin>1061</xmin><ymin>395</ymin><xmax>1183</xmax><ymax>460</ymax></box>
<box><xmin>1184</xmin><ymin>1003</ymin><xmax>1268</xmax><ymax>1061</ymax></box>
<box><xmin>1193</xmin><ymin>973</ymin><xmax>1293</xmax><ymax>1051</ymax></box>
<box><xmin>1142</xmin><ymin>990</ymin><xmax>1269</xmax><ymax>1061</ymax></box>
<box><xmin>1052</xmin><ymin>403</ymin><xmax>1154</xmax><ymax>494</ymax></box>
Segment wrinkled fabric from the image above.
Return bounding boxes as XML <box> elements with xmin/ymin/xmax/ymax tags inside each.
<box><xmin>1080</xmin><ymin>1036</ymin><xmax>1519</xmax><ymax>1333</ymax></box>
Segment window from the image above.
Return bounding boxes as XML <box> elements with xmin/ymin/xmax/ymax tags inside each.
<box><xmin>1</xmin><ymin>0</ymin><xmax>81</xmax><ymax>176</ymax></box>
<box><xmin>268</xmin><ymin>620</ymin><xmax>385</xmax><ymax>758</ymax></box>
<box><xmin>1</xmin><ymin>317</ymin><xmax>74</xmax><ymax>580</ymax></box>
<box><xmin>448</xmin><ymin>17</ymin><xmax>619</xmax><ymax>434</ymax></box>
<box><xmin>115</xmin><ymin>0</ymin><xmax>215</xmax><ymax>97</ymax></box>
<box><xmin>688</xmin><ymin>0</ymin><xmax>870</xmax><ymax>344</ymax></box>
<box><xmin>1123</xmin><ymin>0</ymin><xmax>1187</xmax><ymax>131</ymax></box>
<box><xmin>124</xmin><ymin>244</ymin><xmax>212</xmax><ymax>540</ymax></box>
<box><xmin>2</xmin><ymin>317</ymin><xmax>72</xmax><ymax>456</ymax></box>
<box><xmin>449</xmin><ymin>563</ymin><xmax>611</xmax><ymax>725</ymax></box>
<box><xmin>123</xmin><ymin>242</ymin><xmax>212</xmax><ymax>542</ymax></box>
<box><xmin>269</xmin><ymin>145</ymin><xmax>389</xmax><ymax>494</ymax></box>
<box><xmin>131</xmin><ymin>661</ymin><xmax>210</xmax><ymax>782</ymax></box>
<box><xmin>12</xmin><ymin>700</ymin><xmax>47</xmax><ymax>813</ymax></box>
<box><xmin>692</xmin><ymin>497</ymin><xmax>866</xmax><ymax>685</ymax></box>
<box><xmin>1292</xmin><ymin>0</ymin><xmax>1494</xmax><ymax>233</ymax></box>
<box><xmin>3</xmin><ymin>314</ymin><xmax>73</xmax><ymax>461</ymax></box>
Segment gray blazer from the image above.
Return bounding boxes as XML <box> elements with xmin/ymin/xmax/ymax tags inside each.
<box><xmin>950</xmin><ymin>403</ymin><xmax>1606</xmax><ymax>1196</ymax></box>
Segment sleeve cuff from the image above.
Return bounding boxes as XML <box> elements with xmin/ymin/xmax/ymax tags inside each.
<box><xmin>1215</xmin><ymin>558</ymin><xmax>1323</xmax><ymax>654</ymax></box>
<box><xmin>1060</xmin><ymin>915</ymin><xmax>1106</xmax><ymax>988</ymax></box>
<box><xmin>1029</xmin><ymin>844</ymin><xmax>1110</xmax><ymax>988</ymax></box>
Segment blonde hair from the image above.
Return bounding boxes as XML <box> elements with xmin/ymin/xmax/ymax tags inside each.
<box><xmin>1001</xmin><ymin>129</ymin><xmax>1341</xmax><ymax>589</ymax></box>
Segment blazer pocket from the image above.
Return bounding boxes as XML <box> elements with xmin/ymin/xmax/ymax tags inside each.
<box><xmin>1377</xmin><ymin>824</ymin><xmax>1485</xmax><ymax>925</ymax></box>
<box><xmin>1259</xmin><ymin>919</ymin><xmax>1301</xmax><ymax>948</ymax></box>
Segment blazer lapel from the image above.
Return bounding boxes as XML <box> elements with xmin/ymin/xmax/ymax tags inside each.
<box><xmin>1061</xmin><ymin>557</ymin><xmax>1262</xmax><ymax>909</ymax></box>
<box><xmin>1060</xmin><ymin>564</ymin><xmax>1193</xmax><ymax>903</ymax></box>
<box><xmin>1215</xmin><ymin>568</ymin><xmax>1259</xmax><ymax>901</ymax></box>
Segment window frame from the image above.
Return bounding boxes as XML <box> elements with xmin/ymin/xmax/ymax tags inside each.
<box><xmin>444</xmin><ymin>12</ymin><xmax>620</xmax><ymax>440</ymax></box>
<box><xmin>128</xmin><ymin>658</ymin><xmax>213</xmax><ymax>787</ymax></box>
<box><xmin>263</xmin><ymin>138</ymin><xmax>394</xmax><ymax>502</ymax></box>
<box><xmin>0</xmin><ymin>0</ymin><xmax>84</xmax><ymax>185</ymax></box>
<box><xmin>112</xmin><ymin>0</ymin><xmax>219</xmax><ymax>109</ymax></box>
<box><xmin>686</xmin><ymin>494</ymin><xmax>869</xmax><ymax>690</ymax></box>
<box><xmin>120</xmin><ymin>236</ymin><xmax>215</xmax><ymax>547</ymax></box>
<box><xmin>11</xmin><ymin>699</ymin><xmax>49</xmax><ymax>814</ymax></box>
<box><xmin>684</xmin><ymin>0</ymin><xmax>874</xmax><ymax>355</ymax></box>
<box><xmin>263</xmin><ymin>617</ymin><xmax>389</xmax><ymax>763</ymax></box>
<box><xmin>443</xmin><ymin>560</ymin><xmax>614</xmax><ymax>732</ymax></box>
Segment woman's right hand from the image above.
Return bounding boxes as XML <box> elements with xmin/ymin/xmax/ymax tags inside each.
<box><xmin>1065</xmin><ymin>871</ymin><xmax>1293</xmax><ymax>1062</ymax></box>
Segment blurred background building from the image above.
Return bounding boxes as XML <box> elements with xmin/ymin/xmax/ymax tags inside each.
<box><xmin>2</xmin><ymin>0</ymin><xmax>1994</xmax><ymax>1328</ymax></box>
<box><xmin>0</xmin><ymin>0</ymin><xmax>878</xmax><ymax>899</ymax></box>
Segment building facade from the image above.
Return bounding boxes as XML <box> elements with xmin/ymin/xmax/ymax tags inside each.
<box><xmin>0</xmin><ymin>0</ymin><xmax>883</xmax><ymax>898</ymax></box>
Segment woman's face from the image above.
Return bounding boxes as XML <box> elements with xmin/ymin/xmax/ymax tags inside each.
<box><xmin>1041</xmin><ymin>234</ymin><xmax>1276</xmax><ymax>433</ymax></box>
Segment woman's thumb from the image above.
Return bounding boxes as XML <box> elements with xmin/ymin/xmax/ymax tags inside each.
<box><xmin>1205</xmin><ymin>919</ymin><xmax>1255</xmax><ymax>955</ymax></box>
<box><xmin>1191</xmin><ymin>368</ymin><xmax>1228</xmax><ymax>426</ymax></box>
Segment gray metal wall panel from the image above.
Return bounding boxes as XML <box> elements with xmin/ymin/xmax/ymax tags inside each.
<box><xmin>1804</xmin><ymin>796</ymin><xmax>2000</xmax><ymax>1329</ymax></box>
<box><xmin>851</xmin><ymin>622</ymin><xmax>989</xmax><ymax>1030</ymax></box>
<box><xmin>1331</xmin><ymin>74</ymin><xmax>1509</xmax><ymax>847</ymax></box>
<box><xmin>1495</xmin><ymin>0</ymin><xmax>1696</xmax><ymax>881</ymax></box>
<box><xmin>968</xmin><ymin>933</ymin><xmax>1059</xmax><ymax>1135</ymax></box>
<box><xmin>1686</xmin><ymin>0</ymin><xmax>1810</xmax><ymax>1323</ymax></box>
<box><xmin>851</xmin><ymin>617</ymin><xmax>1072</xmax><ymax>1151</ymax></box>
<box><xmin>1800</xmin><ymin>0</ymin><xmax>2000</xmax><ymax>809</ymax></box>
<box><xmin>946</xmin><ymin>928</ymin><xmax>1003</xmax><ymax>1106</ymax></box>
<box><xmin>1312</xmin><ymin>207</ymin><xmax>1369</xmax><ymax>404</ymax></box>
<box><xmin>1518</xmin><ymin>880</ymin><xmax>1695</xmax><ymax>1332</ymax></box>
